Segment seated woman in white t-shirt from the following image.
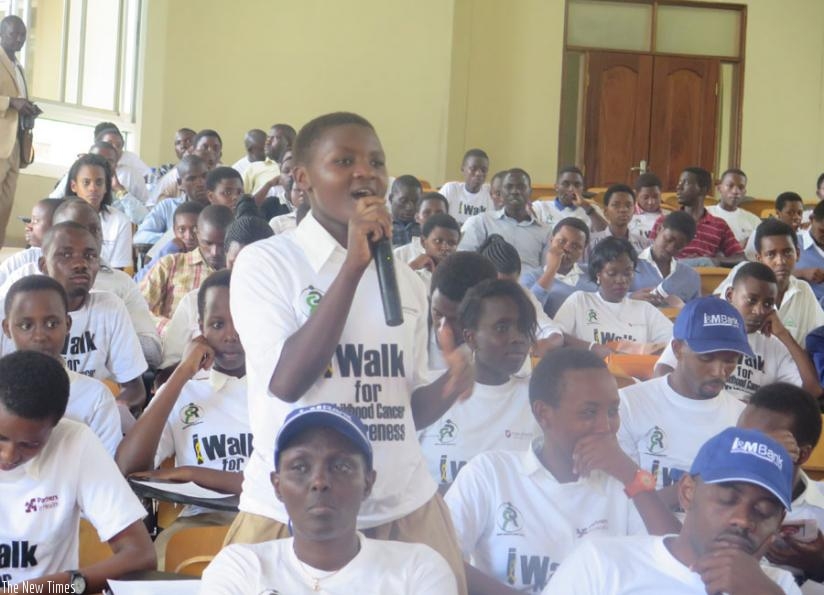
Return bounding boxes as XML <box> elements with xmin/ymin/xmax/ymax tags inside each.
<box><xmin>116</xmin><ymin>270</ymin><xmax>249</xmax><ymax>567</ymax></box>
<box><xmin>555</xmin><ymin>237</ymin><xmax>673</xmax><ymax>358</ymax></box>
<box><xmin>200</xmin><ymin>403</ymin><xmax>458</xmax><ymax>594</ymax></box>
<box><xmin>419</xmin><ymin>278</ymin><xmax>541</xmax><ymax>492</ymax></box>
<box><xmin>0</xmin><ymin>351</ymin><xmax>154</xmax><ymax>593</ymax></box>
<box><xmin>445</xmin><ymin>348</ymin><xmax>679</xmax><ymax>594</ymax></box>
<box><xmin>63</xmin><ymin>153</ymin><xmax>133</xmax><ymax>270</ymax></box>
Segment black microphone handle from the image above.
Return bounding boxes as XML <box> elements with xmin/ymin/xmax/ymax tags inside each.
<box><xmin>372</xmin><ymin>237</ymin><xmax>404</xmax><ymax>327</ymax></box>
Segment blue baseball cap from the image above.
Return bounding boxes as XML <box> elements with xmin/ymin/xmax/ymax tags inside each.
<box><xmin>690</xmin><ymin>427</ymin><xmax>793</xmax><ymax>511</ymax></box>
<box><xmin>672</xmin><ymin>296</ymin><xmax>754</xmax><ymax>357</ymax></box>
<box><xmin>274</xmin><ymin>403</ymin><xmax>373</xmax><ymax>470</ymax></box>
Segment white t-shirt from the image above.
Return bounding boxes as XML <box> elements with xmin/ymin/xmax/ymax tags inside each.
<box><xmin>445</xmin><ymin>441</ymin><xmax>645</xmax><ymax>592</ymax></box>
<box><xmin>532</xmin><ymin>200</ymin><xmax>594</xmax><ymax>230</ymax></box>
<box><xmin>66</xmin><ymin>369</ymin><xmax>121</xmax><ymax>457</ymax></box>
<box><xmin>393</xmin><ymin>237</ymin><xmax>425</xmax><ymax>264</ymax></box>
<box><xmin>656</xmin><ymin>332</ymin><xmax>802</xmax><ymax>401</ymax></box>
<box><xmin>782</xmin><ymin>472</ymin><xmax>824</xmax><ymax>583</ymax></box>
<box><xmin>269</xmin><ymin>212</ymin><xmax>297</xmax><ymax>235</ymax></box>
<box><xmin>418</xmin><ymin>376</ymin><xmax>539</xmax><ymax>487</ymax></box>
<box><xmin>0</xmin><ymin>419</ymin><xmax>146</xmax><ymax>585</ymax></box>
<box><xmin>230</xmin><ymin>212</ymin><xmax>437</xmax><ymax>528</ymax></box>
<box><xmin>542</xmin><ymin>534</ymin><xmax>801</xmax><ymax>595</ymax></box>
<box><xmin>0</xmin><ymin>247</ymin><xmax>39</xmax><ymax>287</ymax></box>
<box><xmin>160</xmin><ymin>288</ymin><xmax>200</xmax><ymax>369</ymax></box>
<box><xmin>200</xmin><ymin>533</ymin><xmax>458</xmax><ymax>595</ymax></box>
<box><xmin>150</xmin><ymin>369</ymin><xmax>250</xmax><ymax>517</ymax></box>
<box><xmin>628</xmin><ymin>210</ymin><xmax>666</xmax><ymax>241</ymax></box>
<box><xmin>440</xmin><ymin>181</ymin><xmax>493</xmax><ymax>224</ymax></box>
<box><xmin>707</xmin><ymin>205</ymin><xmax>762</xmax><ymax>245</ymax></box>
<box><xmin>714</xmin><ymin>266</ymin><xmax>824</xmax><ymax>344</ymax></box>
<box><xmin>554</xmin><ymin>291</ymin><xmax>673</xmax><ymax>346</ymax></box>
<box><xmin>617</xmin><ymin>375</ymin><xmax>746</xmax><ymax>489</ymax></box>
<box><xmin>526</xmin><ymin>287</ymin><xmax>563</xmax><ymax>341</ymax></box>
<box><xmin>99</xmin><ymin>208</ymin><xmax>133</xmax><ymax>269</ymax></box>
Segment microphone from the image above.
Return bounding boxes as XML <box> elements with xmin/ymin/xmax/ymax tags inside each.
<box><xmin>372</xmin><ymin>237</ymin><xmax>404</xmax><ymax>327</ymax></box>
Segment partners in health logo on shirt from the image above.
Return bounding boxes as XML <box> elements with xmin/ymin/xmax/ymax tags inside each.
<box><xmin>23</xmin><ymin>495</ymin><xmax>59</xmax><ymax>514</ymax></box>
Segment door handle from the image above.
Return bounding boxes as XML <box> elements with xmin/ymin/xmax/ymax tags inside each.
<box><xmin>629</xmin><ymin>159</ymin><xmax>648</xmax><ymax>173</ymax></box>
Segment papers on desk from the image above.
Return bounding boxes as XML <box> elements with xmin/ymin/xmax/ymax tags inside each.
<box><xmin>107</xmin><ymin>579</ymin><xmax>200</xmax><ymax>594</ymax></box>
<box><xmin>130</xmin><ymin>479</ymin><xmax>234</xmax><ymax>499</ymax></box>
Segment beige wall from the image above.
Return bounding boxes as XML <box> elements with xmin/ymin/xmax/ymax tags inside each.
<box><xmin>10</xmin><ymin>0</ymin><xmax>824</xmax><ymax>246</ymax></box>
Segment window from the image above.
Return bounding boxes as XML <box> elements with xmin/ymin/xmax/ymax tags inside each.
<box><xmin>0</xmin><ymin>0</ymin><xmax>142</xmax><ymax>171</ymax></box>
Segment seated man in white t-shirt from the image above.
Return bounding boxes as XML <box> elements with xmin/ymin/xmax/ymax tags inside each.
<box><xmin>545</xmin><ymin>427</ymin><xmax>801</xmax><ymax>595</ymax></box>
<box><xmin>655</xmin><ymin>263</ymin><xmax>819</xmax><ymax>400</ymax></box>
<box><xmin>707</xmin><ymin>168</ymin><xmax>761</xmax><ymax>247</ymax></box>
<box><xmin>446</xmin><ymin>348</ymin><xmax>679</xmax><ymax>594</ymax></box>
<box><xmin>3</xmin><ymin>276</ymin><xmax>121</xmax><ymax>456</ymax></box>
<box><xmin>0</xmin><ymin>351</ymin><xmax>154</xmax><ymax>593</ymax></box>
<box><xmin>738</xmin><ymin>383</ymin><xmax>824</xmax><ymax>588</ymax></box>
<box><xmin>29</xmin><ymin>222</ymin><xmax>148</xmax><ymax>413</ymax></box>
<box><xmin>531</xmin><ymin>166</ymin><xmax>607</xmax><ymax>231</ymax></box>
<box><xmin>618</xmin><ymin>297</ymin><xmax>753</xmax><ymax>506</ymax></box>
<box><xmin>440</xmin><ymin>148</ymin><xmax>492</xmax><ymax>224</ymax></box>
<box><xmin>200</xmin><ymin>403</ymin><xmax>458</xmax><ymax>594</ymax></box>
<box><xmin>393</xmin><ymin>192</ymin><xmax>449</xmax><ymax>264</ymax></box>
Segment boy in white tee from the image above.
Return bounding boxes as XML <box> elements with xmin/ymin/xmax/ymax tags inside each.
<box><xmin>446</xmin><ymin>348</ymin><xmax>679</xmax><ymax>594</ymax></box>
<box><xmin>618</xmin><ymin>297</ymin><xmax>753</xmax><ymax>502</ymax></box>
<box><xmin>440</xmin><ymin>148</ymin><xmax>492</xmax><ymax>224</ymax></box>
<box><xmin>0</xmin><ymin>351</ymin><xmax>154</xmax><ymax>593</ymax></box>
<box><xmin>2</xmin><ymin>276</ymin><xmax>121</xmax><ymax>456</ymax></box>
<box><xmin>545</xmin><ymin>427</ymin><xmax>801</xmax><ymax>595</ymax></box>
<box><xmin>707</xmin><ymin>168</ymin><xmax>761</xmax><ymax>246</ymax></box>
<box><xmin>201</xmin><ymin>403</ymin><xmax>458</xmax><ymax>594</ymax></box>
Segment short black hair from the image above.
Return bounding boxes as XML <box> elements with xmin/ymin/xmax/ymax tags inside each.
<box><xmin>603</xmin><ymin>184</ymin><xmax>635</xmax><ymax>206</ymax></box>
<box><xmin>199</xmin><ymin>204</ymin><xmax>234</xmax><ymax>231</ymax></box>
<box><xmin>505</xmin><ymin>167</ymin><xmax>532</xmax><ymax>188</ymax></box>
<box><xmin>244</xmin><ymin>129</ymin><xmax>266</xmax><ymax>150</ymax></box>
<box><xmin>754</xmin><ymin>218</ymin><xmax>797</xmax><ymax>252</ymax></box>
<box><xmin>34</xmin><ymin>198</ymin><xmax>64</xmax><ymax>222</ymax></box>
<box><xmin>634</xmin><ymin>172</ymin><xmax>662</xmax><ymax>191</ymax></box>
<box><xmin>813</xmin><ymin>200</ymin><xmax>824</xmax><ymax>222</ymax></box>
<box><xmin>197</xmin><ymin>269</ymin><xmax>232</xmax><ymax>320</ymax></box>
<box><xmin>732</xmin><ymin>261</ymin><xmax>777</xmax><ymax>287</ymax></box>
<box><xmin>719</xmin><ymin>168</ymin><xmax>747</xmax><ymax>182</ymax></box>
<box><xmin>420</xmin><ymin>191</ymin><xmax>449</xmax><ymax>212</ymax></box>
<box><xmin>0</xmin><ymin>351</ymin><xmax>69</xmax><ymax>423</ymax></box>
<box><xmin>489</xmin><ymin>170</ymin><xmax>507</xmax><ymax>186</ymax></box>
<box><xmin>430</xmin><ymin>251</ymin><xmax>497</xmax><ymax>300</ymax></box>
<box><xmin>459</xmin><ymin>279</ymin><xmax>536</xmax><ymax>342</ymax></box>
<box><xmin>748</xmin><ymin>383</ymin><xmax>822</xmax><ymax>449</ymax></box>
<box><xmin>817</xmin><ymin>173</ymin><xmax>824</xmax><ymax>191</ymax></box>
<box><xmin>94</xmin><ymin>122</ymin><xmax>122</xmax><ymax>140</ymax></box>
<box><xmin>271</xmin><ymin>123</ymin><xmax>297</xmax><ymax>142</ymax></box>
<box><xmin>4</xmin><ymin>276</ymin><xmax>69</xmax><ymax>317</ymax></box>
<box><xmin>661</xmin><ymin>210</ymin><xmax>697</xmax><ymax>242</ymax></box>
<box><xmin>173</xmin><ymin>201</ymin><xmax>205</xmax><ymax>223</ymax></box>
<box><xmin>234</xmin><ymin>195</ymin><xmax>263</xmax><ymax>219</ymax></box>
<box><xmin>90</xmin><ymin>140</ymin><xmax>117</xmax><ymax>155</ymax></box>
<box><xmin>194</xmin><ymin>129</ymin><xmax>223</xmax><ymax>149</ymax></box>
<box><xmin>462</xmin><ymin>148</ymin><xmax>489</xmax><ymax>164</ymax></box>
<box><xmin>224</xmin><ymin>216</ymin><xmax>274</xmax><ymax>251</ymax></box>
<box><xmin>176</xmin><ymin>154</ymin><xmax>206</xmax><ymax>178</ymax></box>
<box><xmin>553</xmin><ymin>216</ymin><xmax>591</xmax><ymax>245</ymax></box>
<box><xmin>557</xmin><ymin>165</ymin><xmax>584</xmax><ymax>180</ymax></box>
<box><xmin>42</xmin><ymin>221</ymin><xmax>95</xmax><ymax>256</ymax></box>
<box><xmin>390</xmin><ymin>175</ymin><xmax>422</xmax><ymax>196</ymax></box>
<box><xmin>206</xmin><ymin>166</ymin><xmax>242</xmax><ymax>192</ymax></box>
<box><xmin>479</xmin><ymin>235</ymin><xmax>521</xmax><ymax>276</ymax></box>
<box><xmin>422</xmin><ymin>213</ymin><xmax>460</xmax><ymax>238</ymax></box>
<box><xmin>588</xmin><ymin>237</ymin><xmax>638</xmax><ymax>282</ymax></box>
<box><xmin>682</xmin><ymin>167</ymin><xmax>712</xmax><ymax>193</ymax></box>
<box><xmin>178</xmin><ymin>127</ymin><xmax>196</xmax><ymax>136</ymax></box>
<box><xmin>64</xmin><ymin>154</ymin><xmax>113</xmax><ymax>211</ymax></box>
<box><xmin>293</xmin><ymin>112</ymin><xmax>375</xmax><ymax>167</ymax></box>
<box><xmin>775</xmin><ymin>191</ymin><xmax>803</xmax><ymax>213</ymax></box>
<box><xmin>529</xmin><ymin>348</ymin><xmax>606</xmax><ymax>406</ymax></box>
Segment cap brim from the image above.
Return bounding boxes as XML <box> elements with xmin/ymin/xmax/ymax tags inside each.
<box><xmin>275</xmin><ymin>411</ymin><xmax>372</xmax><ymax>467</ymax></box>
<box><xmin>701</xmin><ymin>469</ymin><xmax>791</xmax><ymax>511</ymax></box>
<box><xmin>684</xmin><ymin>338</ymin><xmax>754</xmax><ymax>358</ymax></box>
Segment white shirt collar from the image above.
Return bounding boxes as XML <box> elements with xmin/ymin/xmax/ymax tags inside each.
<box><xmin>493</xmin><ymin>209</ymin><xmax>539</xmax><ymax>226</ymax></box>
<box><xmin>293</xmin><ymin>212</ymin><xmax>346</xmax><ymax>273</ymax></box>
<box><xmin>209</xmin><ymin>367</ymin><xmax>244</xmax><ymax>392</ymax></box>
<box><xmin>794</xmin><ymin>470</ymin><xmax>824</xmax><ymax>509</ymax></box>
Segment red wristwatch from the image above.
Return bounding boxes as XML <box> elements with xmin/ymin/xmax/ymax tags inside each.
<box><xmin>624</xmin><ymin>468</ymin><xmax>656</xmax><ymax>498</ymax></box>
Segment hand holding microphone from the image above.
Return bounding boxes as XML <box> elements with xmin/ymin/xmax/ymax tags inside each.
<box><xmin>346</xmin><ymin>195</ymin><xmax>404</xmax><ymax>327</ymax></box>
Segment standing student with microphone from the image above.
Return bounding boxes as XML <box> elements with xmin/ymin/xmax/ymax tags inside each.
<box><xmin>227</xmin><ymin>112</ymin><xmax>473</xmax><ymax>593</ymax></box>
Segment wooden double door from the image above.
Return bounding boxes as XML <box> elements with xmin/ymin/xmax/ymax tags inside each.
<box><xmin>583</xmin><ymin>51</ymin><xmax>719</xmax><ymax>191</ymax></box>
